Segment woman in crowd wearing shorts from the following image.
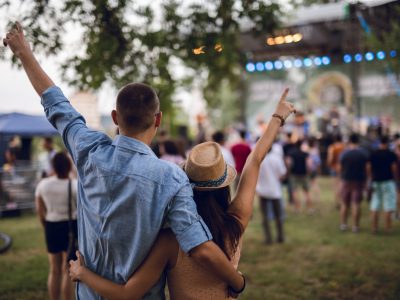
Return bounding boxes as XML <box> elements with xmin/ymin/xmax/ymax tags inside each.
<box><xmin>35</xmin><ymin>152</ymin><xmax>77</xmax><ymax>300</ymax></box>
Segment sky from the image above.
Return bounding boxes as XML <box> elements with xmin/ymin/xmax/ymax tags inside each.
<box><xmin>0</xmin><ymin>0</ymin><xmax>204</xmax><ymax>118</ymax></box>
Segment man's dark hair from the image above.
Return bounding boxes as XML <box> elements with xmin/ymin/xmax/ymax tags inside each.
<box><xmin>349</xmin><ymin>133</ymin><xmax>359</xmax><ymax>144</ymax></box>
<box><xmin>334</xmin><ymin>134</ymin><xmax>342</xmax><ymax>143</ymax></box>
<box><xmin>116</xmin><ymin>83</ymin><xmax>159</xmax><ymax>133</ymax></box>
<box><xmin>52</xmin><ymin>152</ymin><xmax>71</xmax><ymax>178</ymax></box>
<box><xmin>164</xmin><ymin>140</ymin><xmax>180</xmax><ymax>155</ymax></box>
<box><xmin>295</xmin><ymin>139</ymin><xmax>303</xmax><ymax>149</ymax></box>
<box><xmin>212</xmin><ymin>131</ymin><xmax>225</xmax><ymax>144</ymax></box>
<box><xmin>380</xmin><ymin>135</ymin><xmax>389</xmax><ymax>145</ymax></box>
<box><xmin>239</xmin><ymin>130</ymin><xmax>246</xmax><ymax>139</ymax></box>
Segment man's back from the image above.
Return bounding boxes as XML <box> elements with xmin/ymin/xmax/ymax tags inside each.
<box><xmin>340</xmin><ymin>148</ymin><xmax>369</xmax><ymax>182</ymax></box>
<box><xmin>256</xmin><ymin>152</ymin><xmax>286</xmax><ymax>199</ymax></box>
<box><xmin>231</xmin><ymin>142</ymin><xmax>251</xmax><ymax>174</ymax></box>
<box><xmin>288</xmin><ymin>148</ymin><xmax>308</xmax><ymax>176</ymax></box>
<box><xmin>76</xmin><ymin>135</ymin><xmax>185</xmax><ymax>298</ymax></box>
<box><xmin>370</xmin><ymin>149</ymin><xmax>397</xmax><ymax>182</ymax></box>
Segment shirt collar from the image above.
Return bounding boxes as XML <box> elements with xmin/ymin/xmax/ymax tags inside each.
<box><xmin>112</xmin><ymin>135</ymin><xmax>156</xmax><ymax>157</ymax></box>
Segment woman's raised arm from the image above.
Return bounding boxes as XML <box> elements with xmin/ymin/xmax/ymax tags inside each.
<box><xmin>228</xmin><ymin>89</ymin><xmax>295</xmax><ymax>230</ymax></box>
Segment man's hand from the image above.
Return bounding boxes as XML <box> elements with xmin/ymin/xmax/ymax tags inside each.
<box><xmin>3</xmin><ymin>22</ymin><xmax>32</xmax><ymax>58</ymax></box>
<box><xmin>274</xmin><ymin>88</ymin><xmax>296</xmax><ymax>121</ymax></box>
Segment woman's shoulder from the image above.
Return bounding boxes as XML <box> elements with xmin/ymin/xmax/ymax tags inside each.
<box><xmin>37</xmin><ymin>176</ymin><xmax>57</xmax><ymax>186</ymax></box>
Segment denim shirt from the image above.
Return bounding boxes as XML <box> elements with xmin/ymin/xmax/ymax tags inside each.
<box><xmin>41</xmin><ymin>86</ymin><xmax>212</xmax><ymax>299</ymax></box>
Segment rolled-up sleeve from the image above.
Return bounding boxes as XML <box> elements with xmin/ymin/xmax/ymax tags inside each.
<box><xmin>41</xmin><ymin>86</ymin><xmax>109</xmax><ymax>162</ymax></box>
<box><xmin>167</xmin><ymin>182</ymin><xmax>212</xmax><ymax>253</ymax></box>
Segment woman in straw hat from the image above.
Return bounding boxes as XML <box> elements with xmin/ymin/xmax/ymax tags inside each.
<box><xmin>69</xmin><ymin>89</ymin><xmax>295</xmax><ymax>299</ymax></box>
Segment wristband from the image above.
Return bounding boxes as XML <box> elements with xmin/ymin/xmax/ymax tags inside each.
<box><xmin>229</xmin><ymin>273</ymin><xmax>246</xmax><ymax>295</ymax></box>
<box><xmin>272</xmin><ymin>113</ymin><xmax>285</xmax><ymax>127</ymax></box>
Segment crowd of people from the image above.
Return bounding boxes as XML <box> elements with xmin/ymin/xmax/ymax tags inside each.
<box><xmin>3</xmin><ymin>22</ymin><xmax>399</xmax><ymax>300</ymax></box>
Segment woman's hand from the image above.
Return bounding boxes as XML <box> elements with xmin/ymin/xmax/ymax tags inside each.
<box><xmin>273</xmin><ymin>88</ymin><xmax>296</xmax><ymax>121</ymax></box>
<box><xmin>69</xmin><ymin>250</ymin><xmax>86</xmax><ymax>282</ymax></box>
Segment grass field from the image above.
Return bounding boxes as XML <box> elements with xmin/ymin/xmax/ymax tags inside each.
<box><xmin>1</xmin><ymin>178</ymin><xmax>400</xmax><ymax>300</ymax></box>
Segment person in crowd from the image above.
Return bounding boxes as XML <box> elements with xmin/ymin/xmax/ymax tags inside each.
<box><xmin>367</xmin><ymin>136</ymin><xmax>398</xmax><ymax>233</ymax></box>
<box><xmin>68</xmin><ymin>90</ymin><xmax>296</xmax><ymax>299</ymax></box>
<box><xmin>306</xmin><ymin>137</ymin><xmax>321</xmax><ymax>203</ymax></box>
<box><xmin>38</xmin><ymin>137</ymin><xmax>57</xmax><ymax>178</ymax></box>
<box><xmin>212</xmin><ymin>130</ymin><xmax>235</xmax><ymax>169</ymax></box>
<box><xmin>327</xmin><ymin>134</ymin><xmax>345</xmax><ymax>209</ymax></box>
<box><xmin>282</xmin><ymin>132</ymin><xmax>295</xmax><ymax>205</ymax></box>
<box><xmin>256</xmin><ymin>146</ymin><xmax>287</xmax><ymax>244</ymax></box>
<box><xmin>35</xmin><ymin>152</ymin><xmax>78</xmax><ymax>300</ymax></box>
<box><xmin>394</xmin><ymin>142</ymin><xmax>400</xmax><ymax>220</ymax></box>
<box><xmin>231</xmin><ymin>129</ymin><xmax>252</xmax><ymax>186</ymax></box>
<box><xmin>4</xmin><ymin>22</ymin><xmax>245</xmax><ymax>299</ymax></box>
<box><xmin>159</xmin><ymin>139</ymin><xmax>185</xmax><ymax>165</ymax></box>
<box><xmin>151</xmin><ymin>129</ymin><xmax>168</xmax><ymax>158</ymax></box>
<box><xmin>339</xmin><ymin>133</ymin><xmax>369</xmax><ymax>233</ymax></box>
<box><xmin>287</xmin><ymin>140</ymin><xmax>313</xmax><ymax>213</ymax></box>
<box><xmin>3</xmin><ymin>145</ymin><xmax>17</xmax><ymax>174</ymax></box>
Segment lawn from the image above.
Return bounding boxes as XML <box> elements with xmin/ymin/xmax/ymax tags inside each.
<box><xmin>1</xmin><ymin>178</ymin><xmax>400</xmax><ymax>300</ymax></box>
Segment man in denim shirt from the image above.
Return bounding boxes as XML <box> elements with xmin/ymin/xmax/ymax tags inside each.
<box><xmin>4</xmin><ymin>23</ymin><xmax>244</xmax><ymax>299</ymax></box>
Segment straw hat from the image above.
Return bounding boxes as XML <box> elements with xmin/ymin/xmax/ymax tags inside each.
<box><xmin>182</xmin><ymin>141</ymin><xmax>237</xmax><ymax>191</ymax></box>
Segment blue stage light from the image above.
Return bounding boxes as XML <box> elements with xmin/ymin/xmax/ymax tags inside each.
<box><xmin>284</xmin><ymin>60</ymin><xmax>293</xmax><ymax>69</ymax></box>
<box><xmin>354</xmin><ymin>53</ymin><xmax>362</xmax><ymax>62</ymax></box>
<box><xmin>322</xmin><ymin>56</ymin><xmax>331</xmax><ymax>65</ymax></box>
<box><xmin>377</xmin><ymin>51</ymin><xmax>385</xmax><ymax>60</ymax></box>
<box><xmin>343</xmin><ymin>54</ymin><xmax>352</xmax><ymax>63</ymax></box>
<box><xmin>294</xmin><ymin>59</ymin><xmax>302</xmax><ymax>67</ymax></box>
<box><xmin>256</xmin><ymin>62</ymin><xmax>265</xmax><ymax>71</ymax></box>
<box><xmin>265</xmin><ymin>61</ymin><xmax>274</xmax><ymax>71</ymax></box>
<box><xmin>303</xmin><ymin>58</ymin><xmax>312</xmax><ymax>67</ymax></box>
<box><xmin>274</xmin><ymin>61</ymin><xmax>283</xmax><ymax>70</ymax></box>
<box><xmin>365</xmin><ymin>52</ymin><xmax>374</xmax><ymax>61</ymax></box>
<box><xmin>246</xmin><ymin>63</ymin><xmax>255</xmax><ymax>72</ymax></box>
<box><xmin>390</xmin><ymin>50</ymin><xmax>397</xmax><ymax>57</ymax></box>
<box><xmin>313</xmin><ymin>57</ymin><xmax>322</xmax><ymax>66</ymax></box>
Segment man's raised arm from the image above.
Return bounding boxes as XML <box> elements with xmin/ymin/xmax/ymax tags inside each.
<box><xmin>3</xmin><ymin>22</ymin><xmax>110</xmax><ymax>162</ymax></box>
<box><xmin>4</xmin><ymin>22</ymin><xmax>54</xmax><ymax>96</ymax></box>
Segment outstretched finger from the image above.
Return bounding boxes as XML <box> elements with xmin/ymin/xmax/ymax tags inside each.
<box><xmin>15</xmin><ymin>21</ymin><xmax>23</xmax><ymax>33</ymax></box>
<box><xmin>279</xmin><ymin>88</ymin><xmax>289</xmax><ymax>103</ymax></box>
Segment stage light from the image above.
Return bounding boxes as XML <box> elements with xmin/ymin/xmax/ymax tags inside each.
<box><xmin>322</xmin><ymin>56</ymin><xmax>331</xmax><ymax>65</ymax></box>
<box><xmin>274</xmin><ymin>60</ymin><xmax>283</xmax><ymax>70</ymax></box>
<box><xmin>292</xmin><ymin>33</ymin><xmax>303</xmax><ymax>42</ymax></box>
<box><xmin>265</xmin><ymin>61</ymin><xmax>274</xmax><ymax>70</ymax></box>
<box><xmin>284</xmin><ymin>35</ymin><xmax>293</xmax><ymax>43</ymax></box>
<box><xmin>365</xmin><ymin>52</ymin><xmax>374</xmax><ymax>61</ymax></box>
<box><xmin>266</xmin><ymin>38</ymin><xmax>275</xmax><ymax>46</ymax></box>
<box><xmin>246</xmin><ymin>63</ymin><xmax>255</xmax><ymax>72</ymax></box>
<box><xmin>284</xmin><ymin>60</ymin><xmax>293</xmax><ymax>69</ymax></box>
<box><xmin>294</xmin><ymin>59</ymin><xmax>303</xmax><ymax>67</ymax></box>
<box><xmin>274</xmin><ymin>36</ymin><xmax>285</xmax><ymax>45</ymax></box>
<box><xmin>313</xmin><ymin>57</ymin><xmax>322</xmax><ymax>66</ymax></box>
<box><xmin>377</xmin><ymin>51</ymin><xmax>385</xmax><ymax>60</ymax></box>
<box><xmin>354</xmin><ymin>53</ymin><xmax>362</xmax><ymax>62</ymax></box>
<box><xmin>343</xmin><ymin>54</ymin><xmax>352</xmax><ymax>63</ymax></box>
<box><xmin>303</xmin><ymin>58</ymin><xmax>312</xmax><ymax>67</ymax></box>
<box><xmin>256</xmin><ymin>62</ymin><xmax>265</xmax><ymax>71</ymax></box>
<box><xmin>390</xmin><ymin>50</ymin><xmax>397</xmax><ymax>57</ymax></box>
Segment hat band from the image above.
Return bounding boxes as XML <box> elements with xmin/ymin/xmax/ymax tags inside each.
<box><xmin>190</xmin><ymin>164</ymin><xmax>228</xmax><ymax>188</ymax></box>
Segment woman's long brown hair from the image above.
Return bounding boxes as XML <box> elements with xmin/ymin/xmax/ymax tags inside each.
<box><xmin>193</xmin><ymin>187</ymin><xmax>243</xmax><ymax>258</ymax></box>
